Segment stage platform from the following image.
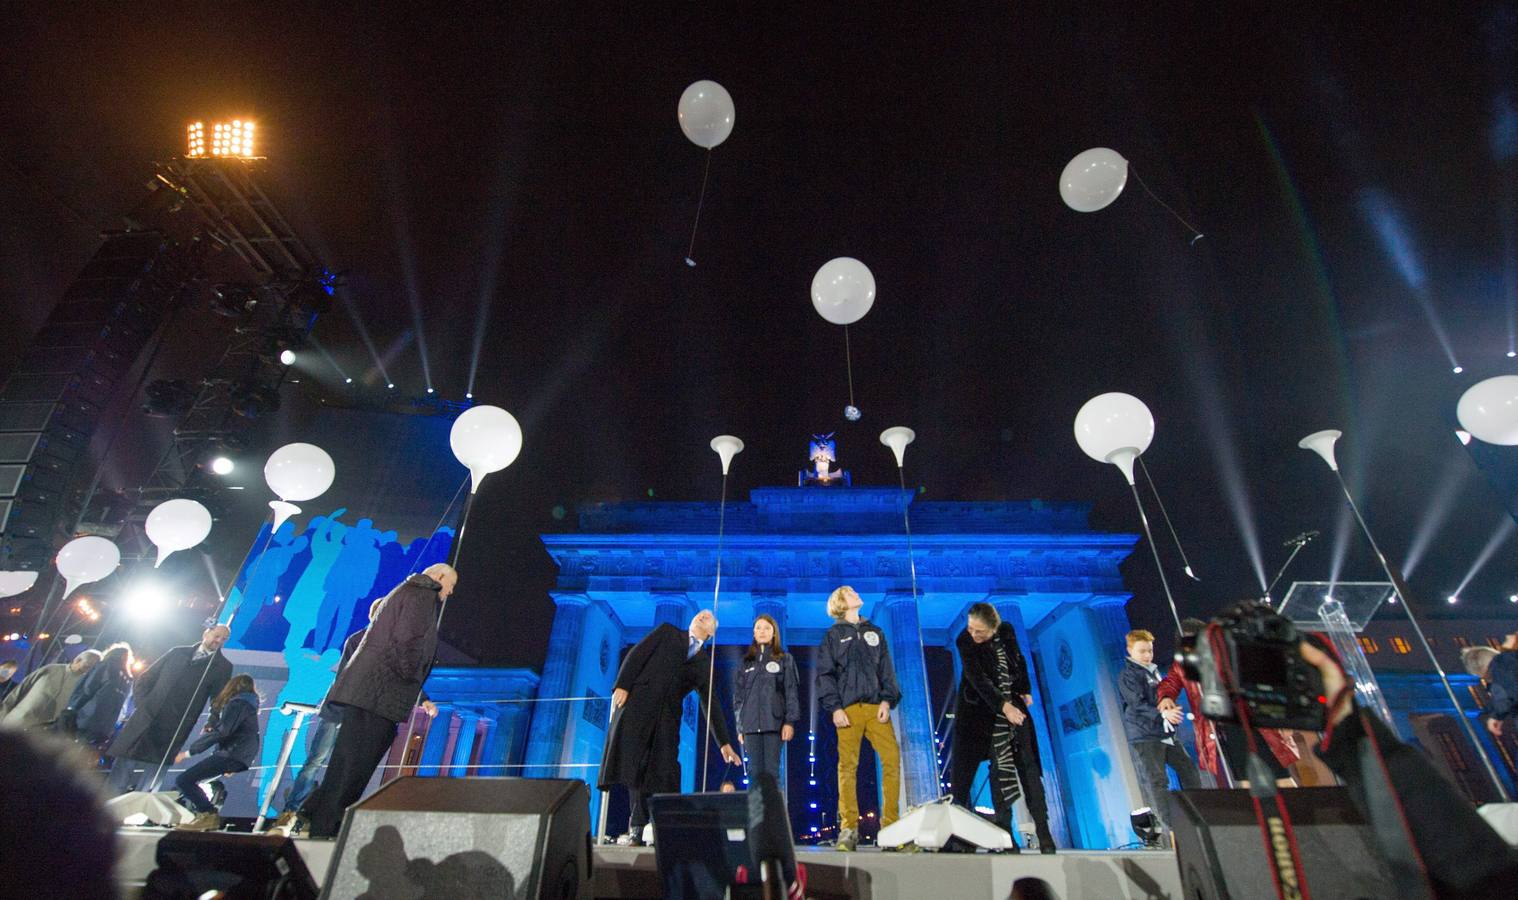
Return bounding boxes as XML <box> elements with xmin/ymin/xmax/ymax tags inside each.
<box><xmin>116</xmin><ymin>827</ymin><xmax>1183</xmax><ymax>899</ymax></box>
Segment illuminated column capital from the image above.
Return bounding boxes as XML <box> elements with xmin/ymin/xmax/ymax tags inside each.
<box><xmin>653</xmin><ymin>590</ymin><xmax>696</xmax><ymax>627</ymax></box>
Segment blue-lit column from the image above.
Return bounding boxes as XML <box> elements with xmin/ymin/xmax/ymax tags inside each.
<box><xmin>880</xmin><ymin>590</ymin><xmax>940</xmax><ymax>806</ymax></box>
<box><xmin>653</xmin><ymin>591</ymin><xmax>700</xmax><ymax>790</ymax></box>
<box><xmin>1086</xmin><ymin>594</ymin><xmax>1133</xmax><ymax>665</ymax></box>
<box><xmin>523</xmin><ymin>592</ymin><xmax>591</xmax><ymax>778</ymax></box>
<box><xmin>448</xmin><ymin>710</ymin><xmax>481</xmax><ymax>777</ymax></box>
<box><xmin>418</xmin><ymin>705</ymin><xmax>456</xmax><ymax>776</ymax></box>
<box><xmin>990</xmin><ymin>592</ymin><xmax>1069</xmax><ymax>847</ymax></box>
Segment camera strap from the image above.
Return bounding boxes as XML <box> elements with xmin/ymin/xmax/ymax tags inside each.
<box><xmin>1207</xmin><ymin>627</ymin><xmax>1313</xmax><ymax>900</ymax></box>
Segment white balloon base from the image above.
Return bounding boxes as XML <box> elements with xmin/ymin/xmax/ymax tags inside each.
<box><xmin>875</xmin><ymin>798</ymin><xmax>1013</xmax><ymax>852</ymax></box>
<box><xmin>1479</xmin><ymin>802</ymin><xmax>1518</xmax><ymax>847</ymax></box>
<box><xmin>105</xmin><ymin>790</ymin><xmax>195</xmax><ymax>827</ymax></box>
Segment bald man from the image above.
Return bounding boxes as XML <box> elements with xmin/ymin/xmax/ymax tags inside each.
<box><xmin>288</xmin><ymin>565</ymin><xmax>454</xmax><ymax>837</ymax></box>
<box><xmin>106</xmin><ymin>623</ymin><xmax>233</xmax><ymax>793</ymax></box>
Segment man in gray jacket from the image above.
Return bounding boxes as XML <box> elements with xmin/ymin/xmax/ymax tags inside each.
<box><xmin>0</xmin><ymin>650</ymin><xmax>101</xmax><ymax>729</ymax></box>
<box><xmin>287</xmin><ymin>565</ymin><xmax>452</xmax><ymax>838</ymax></box>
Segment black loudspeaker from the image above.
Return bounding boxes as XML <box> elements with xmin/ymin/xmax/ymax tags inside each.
<box><xmin>1171</xmin><ymin>788</ymin><xmax>1396</xmax><ymax>900</ymax></box>
<box><xmin>323</xmin><ymin>776</ymin><xmax>591</xmax><ymax>900</ymax></box>
<box><xmin>142</xmin><ymin>832</ymin><xmax>318</xmax><ymax>899</ymax></box>
<box><xmin>649</xmin><ymin>791</ymin><xmax>753</xmax><ymax>900</ymax></box>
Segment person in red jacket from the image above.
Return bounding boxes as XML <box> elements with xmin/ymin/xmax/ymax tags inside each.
<box><xmin>1156</xmin><ymin>618</ymin><xmax>1298</xmax><ymax>787</ymax></box>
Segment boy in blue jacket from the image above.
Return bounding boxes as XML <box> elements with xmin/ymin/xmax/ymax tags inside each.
<box><xmin>1118</xmin><ymin>628</ymin><xmax>1200</xmax><ymax>843</ymax></box>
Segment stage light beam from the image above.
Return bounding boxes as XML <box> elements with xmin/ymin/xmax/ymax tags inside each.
<box><xmin>1452</xmin><ymin>515</ymin><xmax>1518</xmax><ymax>599</ymax></box>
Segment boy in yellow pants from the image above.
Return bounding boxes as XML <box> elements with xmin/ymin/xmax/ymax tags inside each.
<box><xmin>816</xmin><ymin>585</ymin><xmax>903</xmax><ymax>851</ymax></box>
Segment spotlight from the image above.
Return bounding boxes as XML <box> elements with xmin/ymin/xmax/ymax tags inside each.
<box><xmin>387</xmin><ymin>383</ymin><xmax>395</xmax><ymax>390</ymax></box>
<box><xmin>279</xmin><ymin>349</ymin><xmax>296</xmax><ymax>366</ymax></box>
<box><xmin>1509</xmin><ymin>351</ymin><xmax>1517</xmax><ymax>359</ymax></box>
<box><xmin>426</xmin><ymin>387</ymin><xmax>435</xmax><ymax>394</ymax></box>
<box><xmin>465</xmin><ymin>392</ymin><xmax>473</xmax><ymax>399</ymax></box>
<box><xmin>345</xmin><ymin>377</ymin><xmax>354</xmax><ymax>384</ymax></box>
<box><xmin>1453</xmin><ymin>366</ymin><xmax>1465</xmax><ymax>374</ymax></box>
<box><xmin>210</xmin><ymin>457</ymin><xmax>234</xmax><ymax>476</ymax></box>
<box><xmin>1447</xmin><ymin>594</ymin><xmax>1459</xmax><ymax>605</ymax></box>
<box><xmin>123</xmin><ymin>584</ymin><xmax>170</xmax><ymax>622</ymax></box>
<box><xmin>1509</xmin><ymin>594</ymin><xmax>1518</xmax><ymax>604</ymax></box>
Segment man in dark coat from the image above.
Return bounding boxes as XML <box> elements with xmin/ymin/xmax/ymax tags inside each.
<box><xmin>951</xmin><ymin>603</ymin><xmax>1055</xmax><ymax>853</ymax></box>
<box><xmin>288</xmin><ymin>566</ymin><xmax>451</xmax><ymax>838</ymax></box>
<box><xmin>105</xmin><ymin>624</ymin><xmax>232</xmax><ymax>793</ymax></box>
<box><xmin>599</xmin><ymin>608</ymin><xmax>741</xmax><ymax>845</ymax></box>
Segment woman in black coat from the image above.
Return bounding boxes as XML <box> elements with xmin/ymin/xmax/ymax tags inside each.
<box><xmin>951</xmin><ymin>603</ymin><xmax>1055</xmax><ymax>853</ymax></box>
<box><xmin>58</xmin><ymin>643</ymin><xmax>134</xmax><ymax>748</ymax></box>
<box><xmin>173</xmin><ymin>674</ymin><xmax>261</xmax><ymax>830</ymax></box>
<box><xmin>734</xmin><ymin>614</ymin><xmax>801</xmax><ymax>785</ymax></box>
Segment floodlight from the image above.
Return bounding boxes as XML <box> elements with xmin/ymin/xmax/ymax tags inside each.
<box><xmin>210</xmin><ymin>457</ymin><xmax>235</xmax><ymax>476</ymax></box>
<box><xmin>202</xmin><ymin>118</ymin><xmax>257</xmax><ymax>158</ymax></box>
<box><xmin>279</xmin><ymin>349</ymin><xmax>296</xmax><ymax>366</ymax></box>
<box><xmin>124</xmin><ymin>584</ymin><xmax>170</xmax><ymax>622</ymax></box>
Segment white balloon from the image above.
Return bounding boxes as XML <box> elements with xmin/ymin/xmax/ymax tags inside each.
<box><xmin>1074</xmin><ymin>393</ymin><xmax>1154</xmax><ymax>484</ymax></box>
<box><xmin>450</xmin><ymin>405</ymin><xmax>523</xmax><ymax>493</ymax></box>
<box><xmin>1060</xmin><ymin>147</ymin><xmax>1129</xmax><ymax>213</ymax></box>
<box><xmin>264</xmin><ymin>443</ymin><xmax>335</xmax><ymax>503</ymax></box>
<box><xmin>144</xmin><ymin>498</ymin><xmax>213</xmax><ymax>568</ymax></box>
<box><xmin>0</xmin><ymin>571</ymin><xmax>38</xmax><ymax>599</ymax></box>
<box><xmin>1457</xmin><ymin>376</ymin><xmax>1518</xmax><ymax>445</ymax></box>
<box><xmin>678</xmin><ymin>80</ymin><xmax>735</xmax><ymax>149</ymax></box>
<box><xmin>811</xmin><ymin>257</ymin><xmax>876</xmax><ymax>326</ymax></box>
<box><xmin>55</xmin><ymin>535</ymin><xmax>120</xmax><ymax>599</ymax></box>
<box><xmin>710</xmin><ymin>435</ymin><xmax>744</xmax><ymax>476</ymax></box>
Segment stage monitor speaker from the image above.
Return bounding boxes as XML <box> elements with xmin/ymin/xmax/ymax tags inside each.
<box><xmin>142</xmin><ymin>831</ymin><xmax>318</xmax><ymax>900</ymax></box>
<box><xmin>323</xmin><ymin>776</ymin><xmax>591</xmax><ymax>900</ymax></box>
<box><xmin>649</xmin><ymin>791</ymin><xmax>754</xmax><ymax>900</ymax></box>
<box><xmin>1171</xmin><ymin>787</ymin><xmax>1396</xmax><ymax>900</ymax></box>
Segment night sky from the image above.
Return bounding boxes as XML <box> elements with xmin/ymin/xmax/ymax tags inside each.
<box><xmin>3</xmin><ymin>4</ymin><xmax>1517</xmax><ymax>666</ymax></box>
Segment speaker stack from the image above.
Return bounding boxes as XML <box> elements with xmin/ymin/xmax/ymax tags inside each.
<box><xmin>322</xmin><ymin>776</ymin><xmax>591</xmax><ymax>900</ymax></box>
<box><xmin>1170</xmin><ymin>787</ymin><xmax>1395</xmax><ymax>900</ymax></box>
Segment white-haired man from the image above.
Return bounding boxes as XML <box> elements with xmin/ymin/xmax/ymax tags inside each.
<box><xmin>0</xmin><ymin>649</ymin><xmax>101</xmax><ymax>730</ymax></box>
<box><xmin>286</xmin><ymin>564</ymin><xmax>453</xmax><ymax>838</ymax></box>
<box><xmin>599</xmin><ymin>608</ymin><xmax>741</xmax><ymax>845</ymax></box>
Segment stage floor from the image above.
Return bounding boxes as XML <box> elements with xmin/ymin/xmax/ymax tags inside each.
<box><xmin>116</xmin><ymin>827</ymin><xmax>1183</xmax><ymax>899</ymax></box>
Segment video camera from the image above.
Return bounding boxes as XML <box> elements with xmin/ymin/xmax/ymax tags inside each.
<box><xmin>1178</xmin><ymin>602</ymin><xmax>1327</xmax><ymax>731</ymax></box>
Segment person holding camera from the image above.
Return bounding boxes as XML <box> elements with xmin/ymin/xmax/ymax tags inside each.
<box><xmin>1157</xmin><ymin>617</ymin><xmax>1299</xmax><ymax>788</ymax></box>
<box><xmin>1461</xmin><ymin>631</ymin><xmax>1518</xmax><ymax>739</ymax></box>
<box><xmin>1119</xmin><ymin>628</ymin><xmax>1201</xmax><ymax>841</ymax></box>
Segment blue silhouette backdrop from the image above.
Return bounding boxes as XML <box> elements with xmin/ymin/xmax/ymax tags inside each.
<box><xmin>221</xmin><ymin>510</ymin><xmax>456</xmax><ymax>810</ymax></box>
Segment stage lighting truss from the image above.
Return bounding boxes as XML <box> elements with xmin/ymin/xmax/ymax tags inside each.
<box><xmin>186</xmin><ymin>119</ymin><xmax>256</xmax><ymax>159</ymax></box>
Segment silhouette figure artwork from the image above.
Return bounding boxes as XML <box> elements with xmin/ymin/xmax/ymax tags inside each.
<box><xmin>353</xmin><ymin>825</ymin><xmax>514</xmax><ymax>900</ymax></box>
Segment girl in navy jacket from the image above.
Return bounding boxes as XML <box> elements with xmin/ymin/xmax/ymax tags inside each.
<box><xmin>173</xmin><ymin>674</ymin><xmax>261</xmax><ymax>830</ymax></box>
<box><xmin>734</xmin><ymin>614</ymin><xmax>801</xmax><ymax>785</ymax></box>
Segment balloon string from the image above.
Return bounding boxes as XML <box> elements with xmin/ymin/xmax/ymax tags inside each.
<box><xmin>1129</xmin><ymin>165</ymin><xmax>1204</xmax><ymax>245</ymax></box>
<box><xmin>1138</xmin><ymin>455</ymin><xmax>1199</xmax><ymax>581</ymax></box>
<box><xmin>843</xmin><ymin>324</ymin><xmax>856</xmax><ymax>408</ymax></box>
<box><xmin>684</xmin><ymin>149</ymin><xmax>714</xmax><ymax>265</ymax></box>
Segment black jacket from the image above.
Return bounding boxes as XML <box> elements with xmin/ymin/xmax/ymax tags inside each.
<box><xmin>1118</xmin><ymin>658</ymin><xmax>1169</xmax><ymax>742</ymax></box>
<box><xmin>816</xmin><ymin>619</ymin><xmax>901</xmax><ymax>713</ymax></box>
<box><xmin>955</xmin><ymin>622</ymin><xmax>1031</xmax><ymax>735</ymax></box>
<box><xmin>1318</xmin><ymin>706</ymin><xmax>1518</xmax><ymax>898</ymax></box>
<box><xmin>326</xmin><ymin>574</ymin><xmax>442</xmax><ymax>723</ymax></box>
<box><xmin>734</xmin><ymin>647</ymin><xmax>801</xmax><ymax>734</ymax></box>
<box><xmin>107</xmin><ymin>645</ymin><xmax>231</xmax><ymax>763</ymax></box>
<box><xmin>1483</xmin><ymin>650</ymin><xmax>1518</xmax><ymax>726</ymax></box>
<box><xmin>62</xmin><ymin>661</ymin><xmax>132</xmax><ymax>743</ymax></box>
<box><xmin>317</xmin><ymin>629</ymin><xmax>367</xmax><ymax>722</ymax></box>
<box><xmin>187</xmin><ymin>691</ymin><xmax>262</xmax><ymax>766</ymax></box>
<box><xmin>598</xmin><ymin>623</ymin><xmax>733</xmax><ymax>792</ymax></box>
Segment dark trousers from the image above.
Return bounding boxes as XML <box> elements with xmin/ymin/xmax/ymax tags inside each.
<box><xmin>108</xmin><ymin>758</ymin><xmax>169</xmax><ymax>794</ymax></box>
<box><xmin>742</xmin><ymin>731</ymin><xmax>784</xmax><ymax>785</ymax></box>
<box><xmin>1131</xmin><ymin>740</ymin><xmax>1202</xmax><ymax>831</ymax></box>
<box><xmin>950</xmin><ymin>720</ymin><xmax>1052</xmax><ymax>843</ymax></box>
<box><xmin>175</xmin><ymin>754</ymin><xmax>249</xmax><ymax>814</ymax></box>
<box><xmin>299</xmin><ymin>707</ymin><xmax>398</xmax><ymax>837</ymax></box>
<box><xmin>628</xmin><ymin>785</ymin><xmax>653</xmax><ymax>831</ymax></box>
